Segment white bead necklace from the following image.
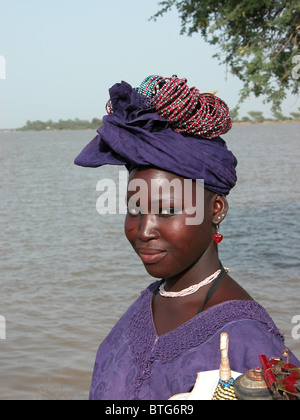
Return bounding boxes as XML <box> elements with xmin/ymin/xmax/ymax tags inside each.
<box><xmin>159</xmin><ymin>268</ymin><xmax>229</xmax><ymax>298</ymax></box>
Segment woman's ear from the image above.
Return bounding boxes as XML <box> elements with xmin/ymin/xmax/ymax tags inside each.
<box><xmin>212</xmin><ymin>195</ymin><xmax>229</xmax><ymax>225</ymax></box>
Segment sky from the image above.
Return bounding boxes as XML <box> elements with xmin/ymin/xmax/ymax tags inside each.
<box><xmin>0</xmin><ymin>0</ymin><xmax>299</xmax><ymax>129</ymax></box>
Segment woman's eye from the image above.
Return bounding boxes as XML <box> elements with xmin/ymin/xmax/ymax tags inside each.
<box><xmin>127</xmin><ymin>207</ymin><xmax>139</xmax><ymax>216</ymax></box>
<box><xmin>160</xmin><ymin>207</ymin><xmax>180</xmax><ymax>216</ymax></box>
<box><xmin>127</xmin><ymin>206</ymin><xmax>181</xmax><ymax>217</ymax></box>
<box><xmin>160</xmin><ymin>208</ymin><xmax>172</xmax><ymax>215</ymax></box>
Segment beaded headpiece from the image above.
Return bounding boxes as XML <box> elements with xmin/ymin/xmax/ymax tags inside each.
<box><xmin>106</xmin><ymin>75</ymin><xmax>232</xmax><ymax>140</ymax></box>
<box><xmin>75</xmin><ymin>78</ymin><xmax>237</xmax><ymax>196</ymax></box>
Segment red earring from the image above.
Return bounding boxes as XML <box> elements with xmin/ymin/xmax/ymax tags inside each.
<box><xmin>213</xmin><ymin>224</ymin><xmax>224</xmax><ymax>244</ymax></box>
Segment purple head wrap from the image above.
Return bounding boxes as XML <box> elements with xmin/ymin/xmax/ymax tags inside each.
<box><xmin>74</xmin><ymin>79</ymin><xmax>237</xmax><ymax>196</ymax></box>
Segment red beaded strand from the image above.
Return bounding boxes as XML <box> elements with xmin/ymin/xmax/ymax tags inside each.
<box><xmin>106</xmin><ymin>75</ymin><xmax>232</xmax><ymax>140</ymax></box>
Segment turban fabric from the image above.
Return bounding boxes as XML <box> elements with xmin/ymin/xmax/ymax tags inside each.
<box><xmin>74</xmin><ymin>79</ymin><xmax>238</xmax><ymax>196</ymax></box>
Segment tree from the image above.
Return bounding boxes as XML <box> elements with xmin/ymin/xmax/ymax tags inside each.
<box><xmin>152</xmin><ymin>1</ymin><xmax>300</xmax><ymax>112</ymax></box>
<box><xmin>241</xmin><ymin>116</ymin><xmax>252</xmax><ymax>122</ymax></box>
<box><xmin>18</xmin><ymin>117</ymin><xmax>103</xmax><ymax>131</ymax></box>
<box><xmin>91</xmin><ymin>118</ymin><xmax>102</xmax><ymax>128</ymax></box>
<box><xmin>272</xmin><ymin>110</ymin><xmax>290</xmax><ymax>120</ymax></box>
<box><xmin>290</xmin><ymin>107</ymin><xmax>300</xmax><ymax>119</ymax></box>
<box><xmin>248</xmin><ymin>111</ymin><xmax>265</xmax><ymax>123</ymax></box>
<box><xmin>230</xmin><ymin>107</ymin><xmax>239</xmax><ymax>122</ymax></box>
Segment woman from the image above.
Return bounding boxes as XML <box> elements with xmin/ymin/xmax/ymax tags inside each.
<box><xmin>75</xmin><ymin>75</ymin><xmax>299</xmax><ymax>400</ymax></box>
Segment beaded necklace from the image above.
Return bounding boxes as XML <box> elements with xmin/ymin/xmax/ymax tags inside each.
<box><xmin>159</xmin><ymin>268</ymin><xmax>229</xmax><ymax>298</ymax></box>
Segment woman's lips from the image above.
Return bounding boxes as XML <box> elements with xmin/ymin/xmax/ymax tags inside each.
<box><xmin>137</xmin><ymin>248</ymin><xmax>167</xmax><ymax>264</ymax></box>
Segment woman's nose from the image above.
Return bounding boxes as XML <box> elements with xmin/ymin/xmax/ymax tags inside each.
<box><xmin>138</xmin><ymin>214</ymin><xmax>159</xmax><ymax>242</ymax></box>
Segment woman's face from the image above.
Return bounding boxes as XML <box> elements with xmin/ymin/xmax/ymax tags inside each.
<box><xmin>124</xmin><ymin>168</ymin><xmax>218</xmax><ymax>280</ymax></box>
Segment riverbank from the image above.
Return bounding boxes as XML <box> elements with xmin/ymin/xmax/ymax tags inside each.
<box><xmin>1</xmin><ymin>120</ymin><xmax>299</xmax><ymax>132</ymax></box>
<box><xmin>233</xmin><ymin>119</ymin><xmax>300</xmax><ymax>126</ymax></box>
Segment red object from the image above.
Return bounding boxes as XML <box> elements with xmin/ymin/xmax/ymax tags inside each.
<box><xmin>152</xmin><ymin>76</ymin><xmax>233</xmax><ymax>140</ymax></box>
<box><xmin>214</xmin><ymin>233</ymin><xmax>224</xmax><ymax>244</ymax></box>
<box><xmin>259</xmin><ymin>354</ymin><xmax>300</xmax><ymax>397</ymax></box>
<box><xmin>259</xmin><ymin>355</ymin><xmax>277</xmax><ymax>390</ymax></box>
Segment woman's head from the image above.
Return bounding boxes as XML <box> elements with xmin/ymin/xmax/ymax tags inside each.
<box><xmin>125</xmin><ymin>167</ymin><xmax>228</xmax><ymax>280</ymax></box>
<box><xmin>74</xmin><ymin>74</ymin><xmax>236</xmax><ymax>280</ymax></box>
<box><xmin>75</xmin><ymin>76</ymin><xmax>238</xmax><ymax>197</ymax></box>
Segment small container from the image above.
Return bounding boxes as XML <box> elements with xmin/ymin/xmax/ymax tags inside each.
<box><xmin>234</xmin><ymin>368</ymin><xmax>273</xmax><ymax>400</ymax></box>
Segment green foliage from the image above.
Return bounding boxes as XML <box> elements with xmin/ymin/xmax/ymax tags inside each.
<box><xmin>248</xmin><ymin>111</ymin><xmax>265</xmax><ymax>123</ymax></box>
<box><xmin>290</xmin><ymin>107</ymin><xmax>300</xmax><ymax>119</ymax></box>
<box><xmin>272</xmin><ymin>110</ymin><xmax>289</xmax><ymax>121</ymax></box>
<box><xmin>151</xmin><ymin>0</ymin><xmax>300</xmax><ymax>111</ymax></box>
<box><xmin>241</xmin><ymin>116</ymin><xmax>252</xmax><ymax>123</ymax></box>
<box><xmin>290</xmin><ymin>111</ymin><xmax>300</xmax><ymax>118</ymax></box>
<box><xmin>230</xmin><ymin>106</ymin><xmax>239</xmax><ymax>122</ymax></box>
<box><xmin>18</xmin><ymin>118</ymin><xmax>103</xmax><ymax>131</ymax></box>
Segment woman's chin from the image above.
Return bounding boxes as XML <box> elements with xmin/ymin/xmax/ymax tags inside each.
<box><xmin>142</xmin><ymin>263</ymin><xmax>170</xmax><ymax>279</ymax></box>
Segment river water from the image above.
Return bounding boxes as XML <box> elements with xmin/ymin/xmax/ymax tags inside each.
<box><xmin>0</xmin><ymin>123</ymin><xmax>299</xmax><ymax>399</ymax></box>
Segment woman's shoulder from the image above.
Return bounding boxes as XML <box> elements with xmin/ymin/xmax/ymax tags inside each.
<box><xmin>208</xmin><ymin>274</ymin><xmax>253</xmax><ymax>309</ymax></box>
<box><xmin>170</xmin><ymin>300</ymin><xmax>292</xmax><ymax>372</ymax></box>
<box><xmin>203</xmin><ymin>299</ymin><xmax>282</xmax><ymax>337</ymax></box>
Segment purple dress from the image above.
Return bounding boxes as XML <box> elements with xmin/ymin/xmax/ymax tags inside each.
<box><xmin>90</xmin><ymin>282</ymin><xmax>299</xmax><ymax>400</ymax></box>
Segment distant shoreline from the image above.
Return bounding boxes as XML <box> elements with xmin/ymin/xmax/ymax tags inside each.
<box><xmin>233</xmin><ymin>120</ymin><xmax>300</xmax><ymax>126</ymax></box>
<box><xmin>0</xmin><ymin>128</ymin><xmax>98</xmax><ymax>132</ymax></box>
<box><xmin>0</xmin><ymin>119</ymin><xmax>299</xmax><ymax>132</ymax></box>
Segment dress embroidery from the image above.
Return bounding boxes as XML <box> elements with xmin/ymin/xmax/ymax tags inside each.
<box><xmin>127</xmin><ymin>283</ymin><xmax>282</xmax><ymax>398</ymax></box>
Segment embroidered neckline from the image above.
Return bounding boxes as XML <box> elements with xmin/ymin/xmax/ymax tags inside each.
<box><xmin>127</xmin><ymin>283</ymin><xmax>282</xmax><ymax>398</ymax></box>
